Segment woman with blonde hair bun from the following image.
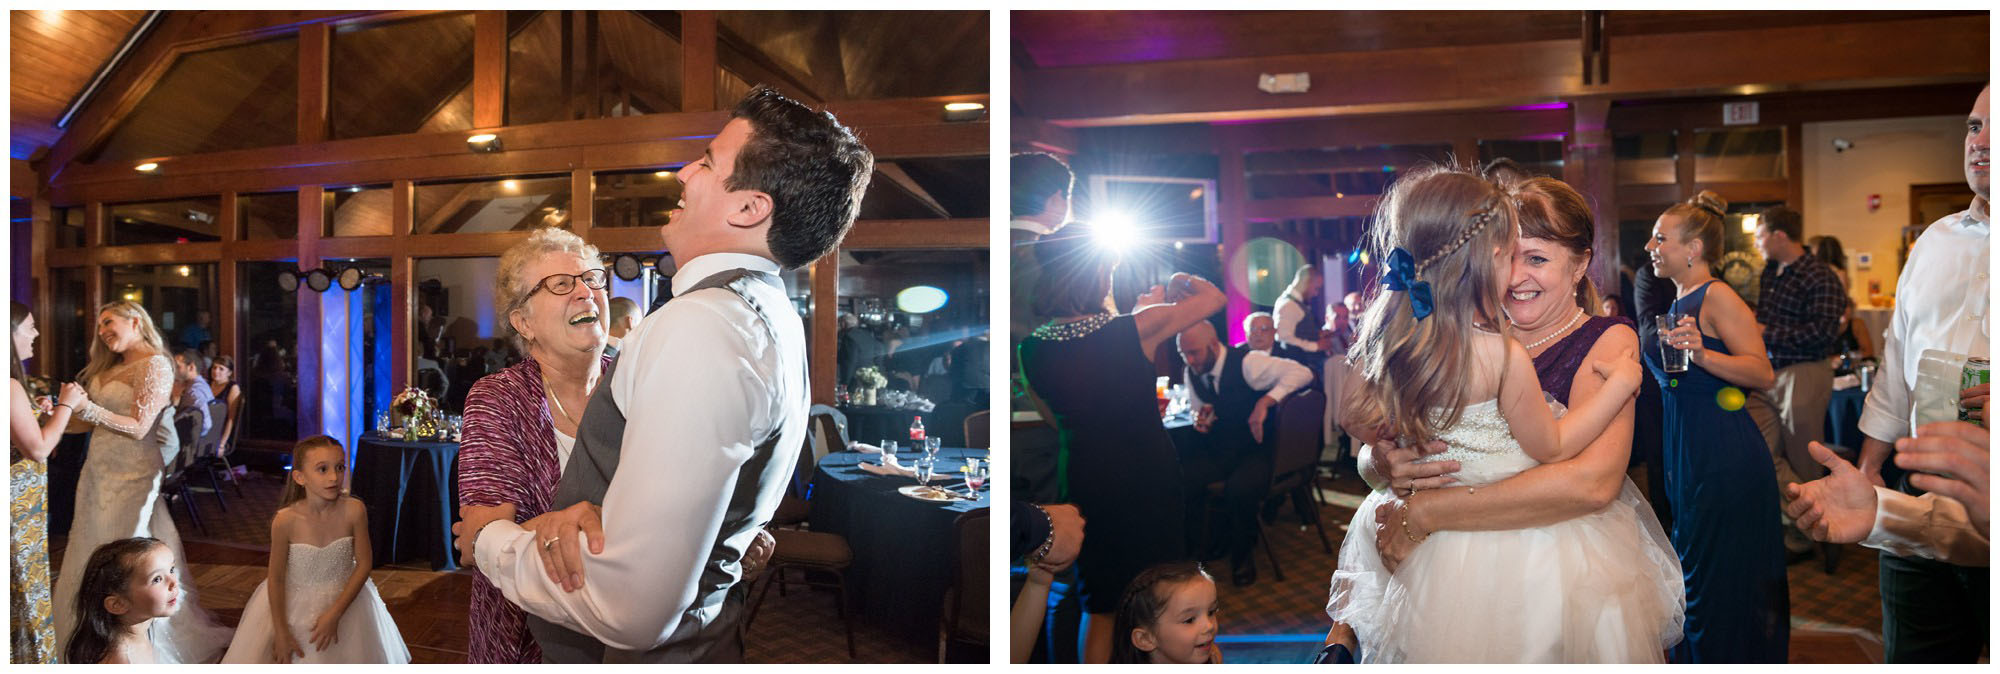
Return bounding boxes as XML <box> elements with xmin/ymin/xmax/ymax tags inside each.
<box><xmin>55</xmin><ymin>301</ymin><xmax>232</xmax><ymax>662</ymax></box>
<box><xmin>1643</xmin><ymin>191</ymin><xmax>1786</xmax><ymax>662</ymax></box>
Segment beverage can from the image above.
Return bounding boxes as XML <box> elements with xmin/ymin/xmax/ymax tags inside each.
<box><xmin>1961</xmin><ymin>358</ymin><xmax>1989</xmax><ymax>425</ymax></box>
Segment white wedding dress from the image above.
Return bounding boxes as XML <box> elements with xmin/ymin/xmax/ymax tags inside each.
<box><xmin>222</xmin><ymin>536</ymin><xmax>410</xmax><ymax>663</ymax></box>
<box><xmin>1327</xmin><ymin>399</ymin><xmax>1684</xmax><ymax>663</ymax></box>
<box><xmin>54</xmin><ymin>355</ymin><xmax>233</xmax><ymax>663</ymax></box>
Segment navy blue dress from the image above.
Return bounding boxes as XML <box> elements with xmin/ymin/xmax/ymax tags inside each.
<box><xmin>1642</xmin><ymin>280</ymin><xmax>1789</xmax><ymax>663</ymax></box>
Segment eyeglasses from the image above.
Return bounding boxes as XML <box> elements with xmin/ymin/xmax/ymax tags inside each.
<box><xmin>523</xmin><ymin>268</ymin><xmax>608</xmax><ymax>301</ymax></box>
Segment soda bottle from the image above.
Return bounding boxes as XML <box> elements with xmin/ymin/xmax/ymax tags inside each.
<box><xmin>909</xmin><ymin>415</ymin><xmax>925</xmax><ymax>443</ymax></box>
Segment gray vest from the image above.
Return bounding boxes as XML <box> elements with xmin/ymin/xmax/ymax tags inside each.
<box><xmin>527</xmin><ymin>268</ymin><xmax>798</xmax><ymax>663</ymax></box>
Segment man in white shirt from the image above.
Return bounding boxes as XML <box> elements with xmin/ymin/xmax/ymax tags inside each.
<box><xmin>454</xmin><ymin>87</ymin><xmax>872</xmax><ymax>663</ymax></box>
<box><xmin>1175</xmin><ymin>321</ymin><xmax>1313</xmax><ymax>586</ymax></box>
<box><xmin>1790</xmin><ymin>84</ymin><xmax>1988</xmax><ymax>663</ymax></box>
<box><xmin>1241</xmin><ymin>312</ymin><xmax>1277</xmax><ymax>354</ymax></box>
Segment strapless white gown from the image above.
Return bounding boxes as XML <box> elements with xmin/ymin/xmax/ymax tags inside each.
<box><xmin>221</xmin><ymin>536</ymin><xmax>409</xmax><ymax>664</ymax></box>
<box><xmin>53</xmin><ymin>374</ymin><xmax>233</xmax><ymax>664</ymax></box>
<box><xmin>1327</xmin><ymin>399</ymin><xmax>1685</xmax><ymax>663</ymax></box>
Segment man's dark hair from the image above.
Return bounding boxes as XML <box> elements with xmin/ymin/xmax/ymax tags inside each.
<box><xmin>1011</xmin><ymin>152</ymin><xmax>1074</xmax><ymax>218</ymax></box>
<box><xmin>727</xmin><ymin>87</ymin><xmax>874</xmax><ymax>270</ymax></box>
<box><xmin>1759</xmin><ymin>206</ymin><xmax>1804</xmax><ymax>244</ymax></box>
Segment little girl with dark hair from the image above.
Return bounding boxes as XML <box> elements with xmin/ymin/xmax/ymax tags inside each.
<box><xmin>64</xmin><ymin>537</ymin><xmax>176</xmax><ymax>664</ymax></box>
<box><xmin>1110</xmin><ymin>562</ymin><xmax>1221</xmax><ymax>664</ymax></box>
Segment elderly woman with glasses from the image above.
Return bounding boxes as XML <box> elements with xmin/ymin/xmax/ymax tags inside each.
<box><xmin>454</xmin><ymin>228</ymin><xmax>773</xmax><ymax>662</ymax></box>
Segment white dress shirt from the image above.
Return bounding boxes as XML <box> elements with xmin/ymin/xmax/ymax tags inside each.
<box><xmin>1187</xmin><ymin>346</ymin><xmax>1315</xmax><ymax>410</ymax></box>
<box><xmin>476</xmin><ymin>252</ymin><xmax>806</xmax><ymax>651</ymax></box>
<box><xmin>1861</xmin><ymin>486</ymin><xmax>1989</xmax><ymax>566</ymax></box>
<box><xmin>1274</xmin><ymin>296</ymin><xmax>1319</xmax><ymax>353</ymax></box>
<box><xmin>1859</xmin><ymin>208</ymin><xmax>1990</xmax><ymax>444</ymax></box>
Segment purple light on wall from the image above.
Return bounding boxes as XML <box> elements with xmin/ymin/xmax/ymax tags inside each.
<box><xmin>1510</xmin><ymin>102</ymin><xmax>1569</xmax><ymax>111</ymax></box>
<box><xmin>1518</xmin><ymin>133</ymin><xmax>1568</xmax><ymax>142</ymax></box>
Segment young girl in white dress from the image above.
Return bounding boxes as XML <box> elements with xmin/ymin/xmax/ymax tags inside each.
<box><xmin>1327</xmin><ymin>165</ymin><xmax>1682</xmax><ymax>663</ymax></box>
<box><xmin>63</xmin><ymin>537</ymin><xmax>181</xmax><ymax>664</ymax></box>
<box><xmin>222</xmin><ymin>436</ymin><xmax>409</xmax><ymax>663</ymax></box>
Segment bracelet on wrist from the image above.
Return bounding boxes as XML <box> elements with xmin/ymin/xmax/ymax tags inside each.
<box><xmin>1027</xmin><ymin>504</ymin><xmax>1056</xmax><ymax>563</ymax></box>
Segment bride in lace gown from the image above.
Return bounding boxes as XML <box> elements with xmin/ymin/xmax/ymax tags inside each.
<box><xmin>55</xmin><ymin>302</ymin><xmax>232</xmax><ymax>663</ymax></box>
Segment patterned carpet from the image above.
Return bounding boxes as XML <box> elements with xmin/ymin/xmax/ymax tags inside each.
<box><xmin>1175</xmin><ymin>466</ymin><xmax>1912</xmax><ymax>663</ymax></box>
<box><xmin>50</xmin><ymin>469</ymin><xmax>941</xmax><ymax>664</ymax></box>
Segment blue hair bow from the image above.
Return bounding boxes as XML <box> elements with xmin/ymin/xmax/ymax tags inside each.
<box><xmin>1381</xmin><ymin>248</ymin><xmax>1434</xmax><ymax>320</ymax></box>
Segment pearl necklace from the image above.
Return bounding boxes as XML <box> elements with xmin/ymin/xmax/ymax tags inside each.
<box><xmin>1032</xmin><ymin>314</ymin><xmax>1115</xmax><ymax>341</ymax></box>
<box><xmin>1522</xmin><ymin>307</ymin><xmax>1586</xmax><ymax>353</ymax></box>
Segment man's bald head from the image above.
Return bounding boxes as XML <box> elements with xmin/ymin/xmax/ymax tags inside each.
<box><xmin>1176</xmin><ymin>321</ymin><xmax>1222</xmax><ymax>373</ymax></box>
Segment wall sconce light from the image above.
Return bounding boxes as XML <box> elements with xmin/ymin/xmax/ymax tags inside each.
<box><xmin>134</xmin><ymin>162</ymin><xmax>159</xmax><ymax>173</ymax></box>
<box><xmin>466</xmin><ymin>133</ymin><xmax>502</xmax><ymax>153</ymax></box>
<box><xmin>942</xmin><ymin>101</ymin><xmax>986</xmax><ymax>122</ymax></box>
<box><xmin>1740</xmin><ymin>213</ymin><xmax>1760</xmax><ymax>234</ymax></box>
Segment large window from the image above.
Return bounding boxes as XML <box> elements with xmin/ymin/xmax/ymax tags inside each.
<box><xmin>593</xmin><ymin>168</ymin><xmax>683</xmax><ymax>229</ymax></box>
<box><xmin>239</xmin><ymin>261</ymin><xmax>299</xmax><ymax>444</ymax></box>
<box><xmin>415</xmin><ymin>175</ymin><xmax>572</xmax><ymax>235</ymax></box>
<box><xmin>1614</xmin><ymin>130</ymin><xmax>1678</xmax><ymax>185</ymax></box>
<box><xmin>836</xmin><ymin>248</ymin><xmax>988</xmax><ymax>446</ymax></box>
<box><xmin>330</xmin><ymin>13</ymin><xmax>477</xmax><ymax>140</ymax></box>
<box><xmin>238</xmin><ymin>191</ymin><xmax>299</xmax><ymax>241</ymax></box>
<box><xmin>324</xmin><ymin>184</ymin><xmax>394</xmax><ymax>238</ymax></box>
<box><xmin>108</xmin><ymin>197</ymin><xmax>223</xmax><ymax>246</ymax></box>
<box><xmin>104</xmin><ymin>263</ymin><xmax>218</xmax><ymax>354</ymax></box>
<box><xmin>1694</xmin><ymin>127</ymin><xmax>1786</xmax><ymax>183</ymax></box>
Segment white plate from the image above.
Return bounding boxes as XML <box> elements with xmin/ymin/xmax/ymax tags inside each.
<box><xmin>898</xmin><ymin>485</ymin><xmax>959</xmax><ymax>502</ymax></box>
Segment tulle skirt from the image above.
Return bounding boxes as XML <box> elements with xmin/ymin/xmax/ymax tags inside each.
<box><xmin>1328</xmin><ymin>479</ymin><xmax>1685</xmax><ymax>663</ymax></box>
<box><xmin>221</xmin><ymin>579</ymin><xmax>409</xmax><ymax>664</ymax></box>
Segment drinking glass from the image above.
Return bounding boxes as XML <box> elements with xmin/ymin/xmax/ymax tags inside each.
<box><xmin>375</xmin><ymin>410</ymin><xmax>390</xmax><ymax>434</ymax></box>
<box><xmin>963</xmin><ymin>459</ymin><xmax>987</xmax><ymax>497</ymax></box>
<box><xmin>914</xmin><ymin>454</ymin><xmax>937</xmax><ymax>488</ymax></box>
<box><xmin>924</xmin><ymin>437</ymin><xmax>941</xmax><ymax>458</ymax></box>
<box><xmin>1654</xmin><ymin>313</ymin><xmax>1690</xmax><ymax>373</ymax></box>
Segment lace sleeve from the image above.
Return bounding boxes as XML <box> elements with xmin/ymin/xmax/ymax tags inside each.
<box><xmin>77</xmin><ymin>356</ymin><xmax>173</xmax><ymax>439</ymax></box>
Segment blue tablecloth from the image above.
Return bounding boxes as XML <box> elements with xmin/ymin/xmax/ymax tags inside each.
<box><xmin>353</xmin><ymin>435</ymin><xmax>460</xmax><ymax>571</ymax></box>
<box><xmin>1824</xmin><ymin>387</ymin><xmax>1868</xmax><ymax>454</ymax></box>
<box><xmin>810</xmin><ymin>448</ymin><xmax>989</xmax><ymax>639</ymax></box>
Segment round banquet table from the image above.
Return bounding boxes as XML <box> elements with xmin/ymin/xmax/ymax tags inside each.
<box><xmin>837</xmin><ymin>403</ymin><xmax>976</xmax><ymax>448</ymax></box>
<box><xmin>810</xmin><ymin>448</ymin><xmax>989</xmax><ymax>639</ymax></box>
<box><xmin>353</xmin><ymin>434</ymin><xmax>461</xmax><ymax>571</ymax></box>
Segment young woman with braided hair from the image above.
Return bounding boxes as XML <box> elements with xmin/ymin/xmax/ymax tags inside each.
<box><xmin>1324</xmin><ymin>165</ymin><xmax>1681</xmax><ymax>662</ymax></box>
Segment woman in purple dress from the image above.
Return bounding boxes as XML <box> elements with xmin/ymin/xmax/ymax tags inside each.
<box><xmin>1340</xmin><ymin>170</ymin><xmax>1680</xmax><ymax>659</ymax></box>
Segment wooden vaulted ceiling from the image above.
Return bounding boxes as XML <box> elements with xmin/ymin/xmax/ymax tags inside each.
<box><xmin>10</xmin><ymin>10</ymin><xmax>149</xmax><ymax>161</ymax></box>
<box><xmin>20</xmin><ymin>10</ymin><xmax>990</xmax><ymax>229</ymax></box>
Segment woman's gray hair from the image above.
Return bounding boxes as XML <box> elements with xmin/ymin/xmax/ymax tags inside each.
<box><xmin>495</xmin><ymin>227</ymin><xmax>603</xmax><ymax>351</ymax></box>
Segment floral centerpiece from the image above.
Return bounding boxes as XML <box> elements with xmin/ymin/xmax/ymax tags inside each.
<box><xmin>391</xmin><ymin>387</ymin><xmax>443</xmax><ymax>440</ymax></box>
<box><xmin>851</xmin><ymin>366</ymin><xmax>887</xmax><ymax>406</ymax></box>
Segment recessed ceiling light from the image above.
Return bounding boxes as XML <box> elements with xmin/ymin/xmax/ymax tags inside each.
<box><xmin>134</xmin><ymin>162</ymin><xmax>158</xmax><ymax>172</ymax></box>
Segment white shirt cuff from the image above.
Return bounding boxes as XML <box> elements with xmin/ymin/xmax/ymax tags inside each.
<box><xmin>474</xmin><ymin>518</ymin><xmax>527</xmax><ymax>573</ymax></box>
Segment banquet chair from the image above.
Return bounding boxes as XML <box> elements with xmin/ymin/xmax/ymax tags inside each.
<box><xmin>962</xmin><ymin>410</ymin><xmax>990</xmax><ymax>449</ymax></box>
<box><xmin>938</xmin><ymin>508</ymin><xmax>990</xmax><ymax>662</ymax></box>
<box><xmin>1204</xmin><ymin>389</ymin><xmax>1329</xmax><ymax>582</ymax></box>
<box><xmin>162</xmin><ymin>417</ymin><xmax>206</xmax><ymax>534</ymax></box>
<box><xmin>747</xmin><ymin>529</ymin><xmax>856</xmax><ymax>659</ymax></box>
<box><xmin>184</xmin><ymin>396</ymin><xmax>231</xmax><ymax>513</ymax></box>
<box><xmin>212</xmin><ymin>392</ymin><xmax>246</xmax><ymax>497</ymax></box>
<box><xmin>809</xmin><ymin>404</ymin><xmax>850</xmax><ymax>457</ymax></box>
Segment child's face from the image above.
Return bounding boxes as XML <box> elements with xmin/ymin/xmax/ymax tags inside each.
<box><xmin>118</xmin><ymin>546</ymin><xmax>179</xmax><ymax>621</ymax></box>
<box><xmin>1138</xmin><ymin>577</ymin><xmax>1219</xmax><ymax>664</ymax></box>
<box><xmin>293</xmin><ymin>447</ymin><xmax>348</xmax><ymax>502</ymax></box>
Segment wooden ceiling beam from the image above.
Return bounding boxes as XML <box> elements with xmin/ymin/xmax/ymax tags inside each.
<box><xmin>49</xmin><ymin>95</ymin><xmax>988</xmax><ymax>203</ymax></box>
<box><xmin>1079</xmin><ymin>107</ymin><xmax>1571</xmax><ymax>156</ymax></box>
<box><xmin>1245</xmin><ymin>196</ymin><xmax>1379</xmax><ymax>221</ymax></box>
<box><xmin>1020</xmin><ymin>15</ymin><xmax>1986</xmax><ymax>127</ymax></box>
<box><xmin>873</xmin><ymin>162</ymin><xmax>952</xmax><ymax>219</ymax></box>
<box><xmin>838</xmin><ymin>217</ymin><xmax>986</xmax><ymax>249</ymax></box>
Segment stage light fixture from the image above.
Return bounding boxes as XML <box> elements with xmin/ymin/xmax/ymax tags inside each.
<box><xmin>466</xmin><ymin>133</ymin><xmax>502</xmax><ymax>153</ymax></box>
<box><xmin>942</xmin><ymin>101</ymin><xmax>986</xmax><ymax>122</ymax></box>
<box><xmin>305</xmin><ymin>269</ymin><xmax>332</xmax><ymax>292</ymax></box>
<box><xmin>896</xmin><ymin>286</ymin><xmax>949</xmax><ymax>314</ymax></box>
<box><xmin>613</xmin><ymin>254</ymin><xmax>644</xmax><ymax>281</ymax></box>
<box><xmin>277</xmin><ymin>269</ymin><xmax>301</xmax><ymax>292</ymax></box>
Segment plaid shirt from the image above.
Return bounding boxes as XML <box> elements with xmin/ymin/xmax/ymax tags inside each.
<box><xmin>1756</xmin><ymin>253</ymin><xmax>1850</xmax><ymax>369</ymax></box>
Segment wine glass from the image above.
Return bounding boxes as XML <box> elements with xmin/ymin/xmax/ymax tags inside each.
<box><xmin>914</xmin><ymin>454</ymin><xmax>937</xmax><ymax>491</ymax></box>
<box><xmin>924</xmin><ymin>437</ymin><xmax>941</xmax><ymax>459</ymax></box>
<box><xmin>963</xmin><ymin>459</ymin><xmax>986</xmax><ymax>497</ymax></box>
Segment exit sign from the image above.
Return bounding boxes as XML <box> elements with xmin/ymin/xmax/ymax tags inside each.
<box><xmin>1723</xmin><ymin>102</ymin><xmax>1760</xmax><ymax>126</ymax></box>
